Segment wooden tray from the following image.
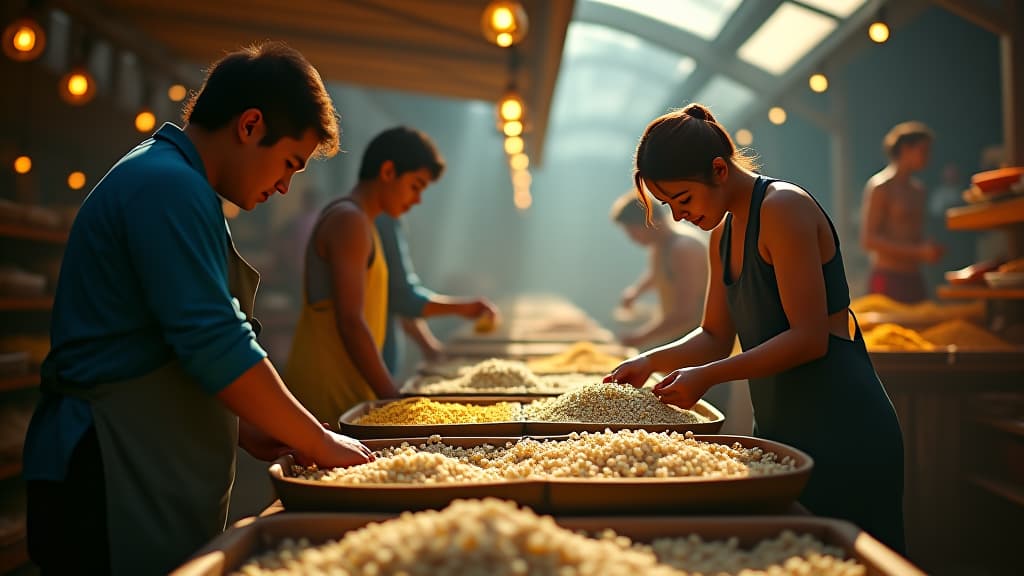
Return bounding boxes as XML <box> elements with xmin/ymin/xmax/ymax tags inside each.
<box><xmin>338</xmin><ymin>397</ymin><xmax>725</xmax><ymax>439</ymax></box>
<box><xmin>268</xmin><ymin>434</ymin><xmax>811</xmax><ymax>515</ymax></box>
<box><xmin>173</xmin><ymin>512</ymin><xmax>923</xmax><ymax>575</ymax></box>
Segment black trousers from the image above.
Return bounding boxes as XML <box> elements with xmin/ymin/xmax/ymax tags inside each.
<box><xmin>27</xmin><ymin>426</ymin><xmax>111</xmax><ymax>575</ymax></box>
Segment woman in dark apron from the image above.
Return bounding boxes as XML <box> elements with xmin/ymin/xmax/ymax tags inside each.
<box><xmin>606</xmin><ymin>103</ymin><xmax>905</xmax><ymax>554</ymax></box>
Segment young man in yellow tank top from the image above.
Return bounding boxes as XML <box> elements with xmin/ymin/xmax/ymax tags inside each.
<box><xmin>286</xmin><ymin>127</ymin><xmax>497</xmax><ymax>427</ymax></box>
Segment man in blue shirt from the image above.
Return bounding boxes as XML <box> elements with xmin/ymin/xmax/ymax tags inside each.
<box><xmin>23</xmin><ymin>42</ymin><xmax>372</xmax><ymax>575</ymax></box>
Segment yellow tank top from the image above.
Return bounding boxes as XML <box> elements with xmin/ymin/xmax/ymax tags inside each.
<box><xmin>285</xmin><ymin>219</ymin><xmax>388</xmax><ymax>428</ymax></box>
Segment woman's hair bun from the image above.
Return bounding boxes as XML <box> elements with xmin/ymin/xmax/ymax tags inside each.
<box><xmin>683</xmin><ymin>103</ymin><xmax>715</xmax><ymax>123</ymax></box>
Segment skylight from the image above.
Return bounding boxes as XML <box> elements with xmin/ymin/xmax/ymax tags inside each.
<box><xmin>554</xmin><ymin>23</ymin><xmax>697</xmax><ymax>125</ymax></box>
<box><xmin>590</xmin><ymin>0</ymin><xmax>743</xmax><ymax>41</ymax></box>
<box><xmin>796</xmin><ymin>0</ymin><xmax>869</xmax><ymax>18</ymax></box>
<box><xmin>737</xmin><ymin>2</ymin><xmax>837</xmax><ymax>75</ymax></box>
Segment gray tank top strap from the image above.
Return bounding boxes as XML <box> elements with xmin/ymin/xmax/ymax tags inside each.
<box><xmin>304</xmin><ymin>198</ymin><xmax>374</xmax><ymax>305</ymax></box>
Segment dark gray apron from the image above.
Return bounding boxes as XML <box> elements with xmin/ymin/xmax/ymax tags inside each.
<box><xmin>43</xmin><ymin>233</ymin><xmax>259</xmax><ymax>575</ymax></box>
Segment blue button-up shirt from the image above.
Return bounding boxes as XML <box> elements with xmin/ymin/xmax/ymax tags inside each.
<box><xmin>23</xmin><ymin>123</ymin><xmax>267</xmax><ymax>481</ymax></box>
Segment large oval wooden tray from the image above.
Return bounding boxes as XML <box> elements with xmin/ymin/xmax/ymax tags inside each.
<box><xmin>269</xmin><ymin>434</ymin><xmax>811</xmax><ymax>515</ymax></box>
<box><xmin>173</xmin><ymin>509</ymin><xmax>923</xmax><ymax>575</ymax></box>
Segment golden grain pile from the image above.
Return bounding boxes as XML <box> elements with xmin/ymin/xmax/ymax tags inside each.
<box><xmin>862</xmin><ymin>323</ymin><xmax>936</xmax><ymax>351</ymax></box>
<box><xmin>526</xmin><ymin>341</ymin><xmax>626</xmax><ymax>374</ymax></box>
<box><xmin>862</xmin><ymin>319</ymin><xmax>1017</xmax><ymax>351</ymax></box>
<box><xmin>408</xmin><ymin>358</ymin><xmax>596</xmax><ymax>395</ymax></box>
<box><xmin>297</xmin><ymin>430</ymin><xmax>796</xmax><ymax>484</ymax></box>
<box><xmin>919</xmin><ymin>319</ymin><xmax>1016</xmax><ymax>350</ymax></box>
<box><xmin>232</xmin><ymin>499</ymin><xmax>863</xmax><ymax>576</ymax></box>
<box><xmin>525</xmin><ymin>382</ymin><xmax>706</xmax><ymax>424</ymax></box>
<box><xmin>353</xmin><ymin>397</ymin><xmax>520</xmax><ymax>426</ymax></box>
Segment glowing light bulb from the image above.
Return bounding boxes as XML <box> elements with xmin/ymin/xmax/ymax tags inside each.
<box><xmin>167</xmin><ymin>84</ymin><xmax>187</xmax><ymax>102</ymax></box>
<box><xmin>491</xmin><ymin>7</ymin><xmax>514</xmax><ymax>32</ymax></box>
<box><xmin>13</xmin><ymin>27</ymin><xmax>35</xmax><ymax>52</ymax></box>
<box><xmin>135</xmin><ymin>110</ymin><xmax>156</xmax><ymax>133</ymax></box>
<box><xmin>68</xmin><ymin>171</ymin><xmax>87</xmax><ymax>190</ymax></box>
<box><xmin>768</xmin><ymin>107</ymin><xmax>787</xmax><ymax>125</ymax></box>
<box><xmin>868</xmin><ymin>21</ymin><xmax>889</xmax><ymax>43</ymax></box>
<box><xmin>13</xmin><ymin>155</ymin><xmax>32</xmax><ymax>174</ymax></box>
<box><xmin>504</xmin><ymin>136</ymin><xmax>524</xmax><ymax>155</ymax></box>
<box><xmin>510</xmin><ymin>153</ymin><xmax>529</xmax><ymax>171</ymax></box>
<box><xmin>809</xmin><ymin>73</ymin><xmax>828</xmax><ymax>93</ymax></box>
<box><xmin>503</xmin><ymin>120</ymin><xmax>523</xmax><ymax>137</ymax></box>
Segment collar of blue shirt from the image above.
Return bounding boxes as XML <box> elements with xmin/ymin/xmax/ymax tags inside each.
<box><xmin>153</xmin><ymin>122</ymin><xmax>207</xmax><ymax>179</ymax></box>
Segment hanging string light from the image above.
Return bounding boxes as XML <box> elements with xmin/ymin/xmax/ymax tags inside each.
<box><xmin>868</xmin><ymin>8</ymin><xmax>890</xmax><ymax>43</ymax></box>
<box><xmin>167</xmin><ymin>83</ymin><xmax>187</xmax><ymax>102</ymax></box>
<box><xmin>67</xmin><ymin>171</ymin><xmax>87</xmax><ymax>190</ymax></box>
<box><xmin>502</xmin><ymin>120</ymin><xmax>523</xmax><ymax>138</ymax></box>
<box><xmin>3</xmin><ymin>1</ymin><xmax>47</xmax><ymax>62</ymax></box>
<box><xmin>768</xmin><ymin>107</ymin><xmax>787</xmax><ymax>125</ymax></box>
<box><xmin>13</xmin><ymin>155</ymin><xmax>32</xmax><ymax>175</ymax></box>
<box><xmin>504</xmin><ymin>135</ymin><xmax>524</xmax><ymax>155</ymax></box>
<box><xmin>60</xmin><ymin>66</ymin><xmax>96</xmax><ymax>105</ymax></box>
<box><xmin>509</xmin><ymin>153</ymin><xmax>529</xmax><ymax>171</ymax></box>
<box><xmin>60</xmin><ymin>30</ymin><xmax>97</xmax><ymax>105</ymax></box>
<box><xmin>808</xmin><ymin>73</ymin><xmax>829</xmax><ymax>93</ymax></box>
<box><xmin>498</xmin><ymin>90</ymin><xmax>524</xmax><ymax>123</ymax></box>
<box><xmin>134</xmin><ymin>108</ymin><xmax>156</xmax><ymax>132</ymax></box>
<box><xmin>480</xmin><ymin>1</ymin><xmax>529</xmax><ymax>48</ymax></box>
<box><xmin>134</xmin><ymin>77</ymin><xmax>157</xmax><ymax>133</ymax></box>
<box><xmin>3</xmin><ymin>17</ymin><xmax>46</xmax><ymax>61</ymax></box>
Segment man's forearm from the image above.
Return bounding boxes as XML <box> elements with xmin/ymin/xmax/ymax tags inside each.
<box><xmin>218</xmin><ymin>359</ymin><xmax>329</xmax><ymax>452</ymax></box>
<box><xmin>336</xmin><ymin>315</ymin><xmax>399</xmax><ymax>397</ymax></box>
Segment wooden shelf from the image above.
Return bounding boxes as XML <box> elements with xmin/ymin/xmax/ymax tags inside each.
<box><xmin>946</xmin><ymin>194</ymin><xmax>1024</xmax><ymax>230</ymax></box>
<box><xmin>0</xmin><ymin>460</ymin><xmax>21</xmax><ymax>482</ymax></box>
<box><xmin>969</xmin><ymin>474</ymin><xmax>1024</xmax><ymax>507</ymax></box>
<box><xmin>0</xmin><ymin>297</ymin><xmax>52</xmax><ymax>311</ymax></box>
<box><xmin>937</xmin><ymin>284</ymin><xmax>1024</xmax><ymax>299</ymax></box>
<box><xmin>0</xmin><ymin>374</ymin><xmax>36</xmax><ymax>392</ymax></box>
<box><xmin>0</xmin><ymin>536</ymin><xmax>27</xmax><ymax>575</ymax></box>
<box><xmin>0</xmin><ymin>223</ymin><xmax>68</xmax><ymax>244</ymax></box>
<box><xmin>973</xmin><ymin>415</ymin><xmax>1024</xmax><ymax>438</ymax></box>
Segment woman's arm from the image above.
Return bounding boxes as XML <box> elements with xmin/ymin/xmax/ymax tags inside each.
<box><xmin>606</xmin><ymin>226</ymin><xmax>734</xmax><ymax>385</ymax></box>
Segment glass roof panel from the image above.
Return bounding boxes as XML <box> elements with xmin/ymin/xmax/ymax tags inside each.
<box><xmin>796</xmin><ymin>0</ymin><xmax>868</xmax><ymax>18</ymax></box>
<box><xmin>552</xmin><ymin>22</ymin><xmax>697</xmax><ymax>130</ymax></box>
<box><xmin>737</xmin><ymin>2</ymin><xmax>837</xmax><ymax>75</ymax></box>
<box><xmin>590</xmin><ymin>0</ymin><xmax>743</xmax><ymax>41</ymax></box>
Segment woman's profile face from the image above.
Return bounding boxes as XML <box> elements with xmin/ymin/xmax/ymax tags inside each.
<box><xmin>644</xmin><ymin>177</ymin><xmax>725</xmax><ymax>231</ymax></box>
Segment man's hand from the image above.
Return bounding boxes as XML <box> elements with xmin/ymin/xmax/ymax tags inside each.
<box><xmin>296</xmin><ymin>429</ymin><xmax>375</xmax><ymax>468</ymax></box>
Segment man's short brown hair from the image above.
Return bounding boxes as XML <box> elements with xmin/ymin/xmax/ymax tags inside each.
<box><xmin>883</xmin><ymin>121</ymin><xmax>933</xmax><ymax>160</ymax></box>
<box><xmin>182</xmin><ymin>41</ymin><xmax>340</xmax><ymax>158</ymax></box>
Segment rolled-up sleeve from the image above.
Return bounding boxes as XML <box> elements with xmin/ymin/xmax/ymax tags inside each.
<box><xmin>124</xmin><ymin>172</ymin><xmax>266</xmax><ymax>394</ymax></box>
<box><xmin>376</xmin><ymin>215</ymin><xmax>434</xmax><ymax>317</ymax></box>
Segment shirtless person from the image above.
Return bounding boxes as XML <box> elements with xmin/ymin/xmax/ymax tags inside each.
<box><xmin>860</xmin><ymin>121</ymin><xmax>943</xmax><ymax>303</ymax></box>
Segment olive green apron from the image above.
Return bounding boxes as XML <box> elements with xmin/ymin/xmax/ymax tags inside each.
<box><xmin>42</xmin><ymin>229</ymin><xmax>260</xmax><ymax>575</ymax></box>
